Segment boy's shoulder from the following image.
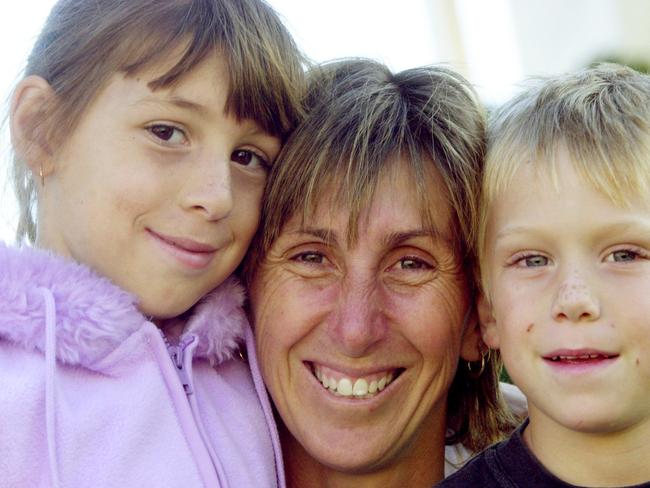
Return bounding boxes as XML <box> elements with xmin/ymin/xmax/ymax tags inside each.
<box><xmin>437</xmin><ymin>419</ymin><xmax>569</xmax><ymax>488</ymax></box>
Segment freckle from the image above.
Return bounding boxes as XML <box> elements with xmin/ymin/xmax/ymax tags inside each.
<box><xmin>609</xmin><ymin>323</ymin><xmax>616</xmax><ymax>328</ymax></box>
<box><xmin>636</xmin><ymin>358</ymin><xmax>640</xmax><ymax>366</ymax></box>
<box><xmin>526</xmin><ymin>323</ymin><xmax>534</xmax><ymax>332</ymax></box>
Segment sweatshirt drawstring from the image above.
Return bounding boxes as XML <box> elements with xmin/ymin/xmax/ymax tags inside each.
<box><xmin>39</xmin><ymin>287</ymin><xmax>60</xmax><ymax>488</ymax></box>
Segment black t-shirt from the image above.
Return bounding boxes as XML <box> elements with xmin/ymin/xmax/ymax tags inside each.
<box><xmin>437</xmin><ymin>420</ymin><xmax>650</xmax><ymax>488</ymax></box>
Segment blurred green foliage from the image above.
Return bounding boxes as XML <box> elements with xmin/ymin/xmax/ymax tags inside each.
<box><xmin>590</xmin><ymin>56</ymin><xmax>650</xmax><ymax>74</ymax></box>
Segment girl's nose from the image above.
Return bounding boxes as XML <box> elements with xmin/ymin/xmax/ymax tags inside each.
<box><xmin>183</xmin><ymin>157</ymin><xmax>233</xmax><ymax>221</ymax></box>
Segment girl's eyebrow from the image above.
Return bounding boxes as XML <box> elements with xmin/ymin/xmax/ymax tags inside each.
<box><xmin>132</xmin><ymin>95</ymin><xmax>209</xmax><ymax>117</ymax></box>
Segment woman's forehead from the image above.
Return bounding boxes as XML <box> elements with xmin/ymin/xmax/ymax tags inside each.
<box><xmin>290</xmin><ymin>164</ymin><xmax>454</xmax><ymax>244</ymax></box>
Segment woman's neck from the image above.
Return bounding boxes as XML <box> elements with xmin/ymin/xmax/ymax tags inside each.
<box><xmin>525</xmin><ymin>408</ymin><xmax>650</xmax><ymax>487</ymax></box>
<box><xmin>281</xmin><ymin>416</ymin><xmax>447</xmax><ymax>488</ymax></box>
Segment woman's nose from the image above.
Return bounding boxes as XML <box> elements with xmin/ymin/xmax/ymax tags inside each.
<box><xmin>551</xmin><ymin>271</ymin><xmax>600</xmax><ymax>322</ymax></box>
<box><xmin>182</xmin><ymin>157</ymin><xmax>233</xmax><ymax>221</ymax></box>
<box><xmin>328</xmin><ymin>278</ymin><xmax>387</xmax><ymax>357</ymax></box>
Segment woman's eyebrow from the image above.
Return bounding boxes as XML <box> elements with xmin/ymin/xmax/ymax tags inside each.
<box><xmin>382</xmin><ymin>229</ymin><xmax>450</xmax><ymax>248</ymax></box>
<box><xmin>291</xmin><ymin>227</ymin><xmax>339</xmax><ymax>246</ymax></box>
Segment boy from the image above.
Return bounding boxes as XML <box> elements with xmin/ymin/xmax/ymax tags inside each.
<box><xmin>440</xmin><ymin>64</ymin><xmax>650</xmax><ymax>487</ymax></box>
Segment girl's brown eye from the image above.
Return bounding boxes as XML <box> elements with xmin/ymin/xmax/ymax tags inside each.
<box><xmin>231</xmin><ymin>149</ymin><xmax>269</xmax><ymax>169</ymax></box>
<box><xmin>148</xmin><ymin>124</ymin><xmax>186</xmax><ymax>144</ymax></box>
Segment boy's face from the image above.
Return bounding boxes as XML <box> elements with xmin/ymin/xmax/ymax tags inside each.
<box><xmin>35</xmin><ymin>53</ymin><xmax>280</xmax><ymax>319</ymax></box>
<box><xmin>480</xmin><ymin>148</ymin><xmax>650</xmax><ymax>437</ymax></box>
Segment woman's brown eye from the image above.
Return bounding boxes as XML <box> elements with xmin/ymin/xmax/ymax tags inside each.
<box><xmin>399</xmin><ymin>257</ymin><xmax>431</xmax><ymax>270</ymax></box>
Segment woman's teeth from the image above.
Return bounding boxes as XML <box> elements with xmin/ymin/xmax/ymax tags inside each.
<box><xmin>313</xmin><ymin>365</ymin><xmax>396</xmax><ymax>398</ymax></box>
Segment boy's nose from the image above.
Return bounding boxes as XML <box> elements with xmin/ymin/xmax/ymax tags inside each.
<box><xmin>327</xmin><ymin>277</ymin><xmax>387</xmax><ymax>357</ymax></box>
<box><xmin>183</xmin><ymin>157</ymin><xmax>233</xmax><ymax>221</ymax></box>
<box><xmin>551</xmin><ymin>271</ymin><xmax>600</xmax><ymax>322</ymax></box>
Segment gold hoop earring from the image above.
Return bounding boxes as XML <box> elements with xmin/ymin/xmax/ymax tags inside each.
<box><xmin>39</xmin><ymin>165</ymin><xmax>45</xmax><ymax>187</ymax></box>
<box><xmin>466</xmin><ymin>349</ymin><xmax>490</xmax><ymax>378</ymax></box>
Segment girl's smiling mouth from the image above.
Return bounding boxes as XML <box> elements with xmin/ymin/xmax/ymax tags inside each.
<box><xmin>147</xmin><ymin>228</ymin><xmax>219</xmax><ymax>270</ymax></box>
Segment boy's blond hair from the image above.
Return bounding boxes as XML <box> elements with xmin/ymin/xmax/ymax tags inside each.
<box><xmin>11</xmin><ymin>0</ymin><xmax>306</xmax><ymax>244</ymax></box>
<box><xmin>479</xmin><ymin>64</ymin><xmax>650</xmax><ymax>296</ymax></box>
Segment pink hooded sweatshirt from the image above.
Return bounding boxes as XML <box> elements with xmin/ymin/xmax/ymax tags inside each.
<box><xmin>0</xmin><ymin>244</ymin><xmax>285</xmax><ymax>487</ymax></box>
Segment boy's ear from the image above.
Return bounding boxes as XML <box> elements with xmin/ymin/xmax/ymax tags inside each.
<box><xmin>477</xmin><ymin>292</ymin><xmax>500</xmax><ymax>350</ymax></box>
<box><xmin>10</xmin><ymin>75</ymin><xmax>57</xmax><ymax>178</ymax></box>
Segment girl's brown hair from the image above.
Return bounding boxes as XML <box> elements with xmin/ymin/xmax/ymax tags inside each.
<box><xmin>245</xmin><ymin>58</ymin><xmax>519</xmax><ymax>452</ymax></box>
<box><xmin>13</xmin><ymin>0</ymin><xmax>306</xmax><ymax>243</ymax></box>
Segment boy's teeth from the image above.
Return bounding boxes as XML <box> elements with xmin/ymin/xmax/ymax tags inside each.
<box><xmin>312</xmin><ymin>365</ymin><xmax>397</xmax><ymax>398</ymax></box>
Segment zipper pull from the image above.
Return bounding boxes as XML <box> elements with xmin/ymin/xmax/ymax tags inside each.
<box><xmin>166</xmin><ymin>337</ymin><xmax>195</xmax><ymax>395</ymax></box>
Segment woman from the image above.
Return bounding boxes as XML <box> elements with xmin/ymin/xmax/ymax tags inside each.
<box><xmin>245</xmin><ymin>59</ymin><xmax>520</xmax><ymax>487</ymax></box>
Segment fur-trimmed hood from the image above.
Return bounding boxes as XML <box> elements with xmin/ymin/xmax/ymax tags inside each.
<box><xmin>0</xmin><ymin>244</ymin><xmax>248</xmax><ymax>369</ymax></box>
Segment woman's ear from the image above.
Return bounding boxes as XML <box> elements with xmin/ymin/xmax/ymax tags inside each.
<box><xmin>459</xmin><ymin>314</ymin><xmax>482</xmax><ymax>362</ymax></box>
<box><xmin>10</xmin><ymin>75</ymin><xmax>57</xmax><ymax>179</ymax></box>
<box><xmin>477</xmin><ymin>292</ymin><xmax>500</xmax><ymax>350</ymax></box>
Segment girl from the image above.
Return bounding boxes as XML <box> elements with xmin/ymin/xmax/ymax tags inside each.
<box><xmin>0</xmin><ymin>1</ymin><xmax>304</xmax><ymax>486</ymax></box>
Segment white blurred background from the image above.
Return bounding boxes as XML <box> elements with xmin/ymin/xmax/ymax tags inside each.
<box><xmin>2</xmin><ymin>0</ymin><xmax>650</xmax><ymax>243</ymax></box>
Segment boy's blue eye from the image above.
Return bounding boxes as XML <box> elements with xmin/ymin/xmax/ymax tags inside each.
<box><xmin>610</xmin><ymin>250</ymin><xmax>638</xmax><ymax>262</ymax></box>
<box><xmin>523</xmin><ymin>255</ymin><xmax>548</xmax><ymax>267</ymax></box>
<box><xmin>231</xmin><ymin>149</ymin><xmax>268</xmax><ymax>169</ymax></box>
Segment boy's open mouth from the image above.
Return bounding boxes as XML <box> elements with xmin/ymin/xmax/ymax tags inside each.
<box><xmin>543</xmin><ymin>352</ymin><xmax>619</xmax><ymax>364</ymax></box>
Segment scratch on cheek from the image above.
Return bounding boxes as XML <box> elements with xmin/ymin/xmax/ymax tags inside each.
<box><xmin>526</xmin><ymin>323</ymin><xmax>534</xmax><ymax>333</ymax></box>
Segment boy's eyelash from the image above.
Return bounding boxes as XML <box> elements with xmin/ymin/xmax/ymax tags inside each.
<box><xmin>506</xmin><ymin>251</ymin><xmax>549</xmax><ymax>267</ymax></box>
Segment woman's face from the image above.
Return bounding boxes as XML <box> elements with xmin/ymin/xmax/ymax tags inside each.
<box><xmin>250</xmin><ymin>160</ymin><xmax>477</xmax><ymax>474</ymax></box>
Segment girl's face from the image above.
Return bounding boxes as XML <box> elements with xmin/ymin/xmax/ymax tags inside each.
<box><xmin>250</xmin><ymin>162</ymin><xmax>477</xmax><ymax>481</ymax></box>
<box><xmin>31</xmin><ymin>54</ymin><xmax>280</xmax><ymax>318</ymax></box>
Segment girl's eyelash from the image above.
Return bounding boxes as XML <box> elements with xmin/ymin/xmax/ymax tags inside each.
<box><xmin>146</xmin><ymin>123</ymin><xmax>188</xmax><ymax>146</ymax></box>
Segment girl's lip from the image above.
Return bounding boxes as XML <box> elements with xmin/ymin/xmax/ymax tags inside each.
<box><xmin>147</xmin><ymin>229</ymin><xmax>218</xmax><ymax>269</ymax></box>
<box><xmin>147</xmin><ymin>229</ymin><xmax>218</xmax><ymax>253</ymax></box>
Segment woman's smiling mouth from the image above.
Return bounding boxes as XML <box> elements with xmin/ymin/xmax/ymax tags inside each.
<box><xmin>309</xmin><ymin>362</ymin><xmax>405</xmax><ymax>399</ymax></box>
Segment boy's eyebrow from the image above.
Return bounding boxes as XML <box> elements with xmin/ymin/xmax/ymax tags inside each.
<box><xmin>495</xmin><ymin>218</ymin><xmax>650</xmax><ymax>241</ymax></box>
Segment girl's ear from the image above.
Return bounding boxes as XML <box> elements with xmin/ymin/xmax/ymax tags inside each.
<box><xmin>477</xmin><ymin>292</ymin><xmax>500</xmax><ymax>349</ymax></box>
<box><xmin>10</xmin><ymin>75</ymin><xmax>57</xmax><ymax>179</ymax></box>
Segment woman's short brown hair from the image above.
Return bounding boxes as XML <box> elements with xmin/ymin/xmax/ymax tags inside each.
<box><xmin>245</xmin><ymin>58</ymin><xmax>518</xmax><ymax>452</ymax></box>
<box><xmin>12</xmin><ymin>0</ymin><xmax>306</xmax><ymax>243</ymax></box>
